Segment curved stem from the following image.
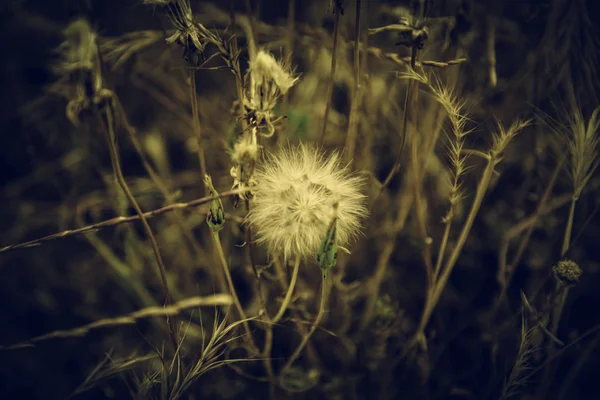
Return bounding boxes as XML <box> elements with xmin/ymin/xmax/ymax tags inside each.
<box><xmin>96</xmin><ymin>108</ymin><xmax>179</xmax><ymax>351</ymax></box>
<box><xmin>280</xmin><ymin>273</ymin><xmax>328</xmax><ymax>377</ymax></box>
<box><xmin>212</xmin><ymin>232</ymin><xmax>258</xmax><ymax>353</ymax></box>
<box><xmin>272</xmin><ymin>255</ymin><xmax>301</xmax><ymax>324</ymax></box>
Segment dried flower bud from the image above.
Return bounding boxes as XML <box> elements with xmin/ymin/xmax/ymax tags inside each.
<box><xmin>230</xmin><ymin>129</ymin><xmax>260</xmax><ymax>201</ymax></box>
<box><xmin>244</xmin><ymin>50</ymin><xmax>298</xmax><ymax>136</ymax></box>
<box><xmin>55</xmin><ymin>19</ymin><xmax>103</xmax><ymax>125</ymax></box>
<box><xmin>553</xmin><ymin>259</ymin><xmax>582</xmax><ymax>286</ymax></box>
<box><xmin>161</xmin><ymin>0</ymin><xmax>206</xmax><ymax>65</ymax></box>
<box><xmin>204</xmin><ymin>174</ymin><xmax>225</xmax><ymax>233</ymax></box>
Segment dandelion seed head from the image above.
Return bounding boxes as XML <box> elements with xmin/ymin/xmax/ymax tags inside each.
<box><xmin>246</xmin><ymin>144</ymin><xmax>367</xmax><ymax>260</ymax></box>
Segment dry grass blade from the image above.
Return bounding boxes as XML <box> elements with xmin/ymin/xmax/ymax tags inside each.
<box><xmin>0</xmin><ymin>189</ymin><xmax>245</xmax><ymax>255</ymax></box>
<box><xmin>70</xmin><ymin>351</ymin><xmax>158</xmax><ymax>398</ymax></box>
<box><xmin>500</xmin><ymin>312</ymin><xmax>539</xmax><ymax>400</ymax></box>
<box><xmin>169</xmin><ymin>315</ymin><xmax>260</xmax><ymax>398</ymax></box>
<box><xmin>100</xmin><ymin>30</ymin><xmax>166</xmax><ymax>70</ymax></box>
<box><xmin>0</xmin><ymin>295</ymin><xmax>233</xmax><ymax>351</ymax></box>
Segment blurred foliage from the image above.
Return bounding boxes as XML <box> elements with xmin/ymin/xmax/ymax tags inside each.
<box><xmin>0</xmin><ymin>0</ymin><xmax>599</xmax><ymax>399</ymax></box>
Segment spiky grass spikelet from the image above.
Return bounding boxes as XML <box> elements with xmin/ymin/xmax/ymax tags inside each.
<box><xmin>246</xmin><ymin>144</ymin><xmax>367</xmax><ymax>260</ymax></box>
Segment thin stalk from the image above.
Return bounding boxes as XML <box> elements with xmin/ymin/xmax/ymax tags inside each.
<box><xmin>538</xmin><ymin>195</ymin><xmax>579</xmax><ymax>397</ymax></box>
<box><xmin>410</xmin><ymin>108</ymin><xmax>434</xmax><ymax>282</ymax></box>
<box><xmin>433</xmin><ymin>214</ymin><xmax>452</xmax><ymax>281</ymax></box>
<box><xmin>415</xmin><ymin>154</ymin><xmax>496</xmax><ymax>340</ymax></box>
<box><xmin>244</xmin><ymin>200</ymin><xmax>261</xmax><ymax>284</ymax></box>
<box><xmin>212</xmin><ymin>231</ymin><xmax>258</xmax><ymax>354</ymax></box>
<box><xmin>262</xmin><ymin>321</ymin><xmax>276</xmax><ymax>393</ymax></box>
<box><xmin>116</xmin><ymin>103</ymin><xmax>200</xmax><ymax>265</ymax></box>
<box><xmin>213</xmin><ymin>232</ymin><xmax>257</xmax><ymax>351</ymax></box>
<box><xmin>96</xmin><ymin>108</ymin><xmax>178</xmax><ymax>351</ymax></box>
<box><xmin>359</xmin><ymin>233</ymin><xmax>396</xmax><ymax>330</ymax></box>
<box><xmin>278</xmin><ymin>0</ymin><xmax>295</xmax><ymax>144</ymax></box>
<box><xmin>494</xmin><ymin>154</ymin><xmax>566</xmax><ymax>311</ymax></box>
<box><xmin>230</xmin><ymin>0</ymin><xmax>247</xmax><ymax>130</ymax></box>
<box><xmin>319</xmin><ymin>3</ymin><xmax>341</xmax><ymax>144</ymax></box>
<box><xmin>75</xmin><ymin>210</ymin><xmax>156</xmax><ymax>309</ymax></box>
<box><xmin>262</xmin><ymin>256</ymin><xmax>319</xmax><ymax>389</ymax></box>
<box><xmin>272</xmin><ymin>255</ymin><xmax>301</xmax><ymax>323</ymax></box>
<box><xmin>561</xmin><ymin>199</ymin><xmax>576</xmax><ymax>256</ymax></box>
<box><xmin>344</xmin><ymin>0</ymin><xmax>362</xmax><ymax>164</ymax></box>
<box><xmin>106</xmin><ymin>79</ymin><xmax>201</xmax><ymax>268</ymax></box>
<box><xmin>189</xmin><ymin>70</ymin><xmax>207</xmax><ymax>180</ymax></box>
<box><xmin>280</xmin><ymin>273</ymin><xmax>329</xmax><ymax>377</ymax></box>
<box><xmin>0</xmin><ymin>189</ymin><xmax>246</xmax><ymax>254</ymax></box>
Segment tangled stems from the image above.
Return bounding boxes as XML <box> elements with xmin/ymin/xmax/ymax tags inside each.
<box><xmin>413</xmin><ymin>151</ymin><xmax>497</xmax><ymax>348</ymax></box>
<box><xmin>279</xmin><ymin>273</ymin><xmax>329</xmax><ymax>383</ymax></box>
<box><xmin>95</xmin><ymin>106</ymin><xmax>179</xmax><ymax>351</ymax></box>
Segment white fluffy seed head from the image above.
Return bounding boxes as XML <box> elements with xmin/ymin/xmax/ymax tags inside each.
<box><xmin>246</xmin><ymin>144</ymin><xmax>367</xmax><ymax>260</ymax></box>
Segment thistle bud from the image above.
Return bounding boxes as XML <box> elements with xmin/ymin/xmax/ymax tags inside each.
<box><xmin>203</xmin><ymin>174</ymin><xmax>225</xmax><ymax>233</ymax></box>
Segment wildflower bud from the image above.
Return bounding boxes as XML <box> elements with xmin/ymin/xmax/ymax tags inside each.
<box><xmin>553</xmin><ymin>259</ymin><xmax>582</xmax><ymax>286</ymax></box>
<box><xmin>203</xmin><ymin>174</ymin><xmax>225</xmax><ymax>233</ymax></box>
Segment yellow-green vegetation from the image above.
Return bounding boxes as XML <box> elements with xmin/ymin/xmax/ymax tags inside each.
<box><xmin>1</xmin><ymin>0</ymin><xmax>599</xmax><ymax>399</ymax></box>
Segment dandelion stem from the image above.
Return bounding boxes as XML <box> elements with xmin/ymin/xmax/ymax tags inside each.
<box><xmin>280</xmin><ymin>272</ymin><xmax>329</xmax><ymax>377</ymax></box>
<box><xmin>272</xmin><ymin>255</ymin><xmax>301</xmax><ymax>323</ymax></box>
